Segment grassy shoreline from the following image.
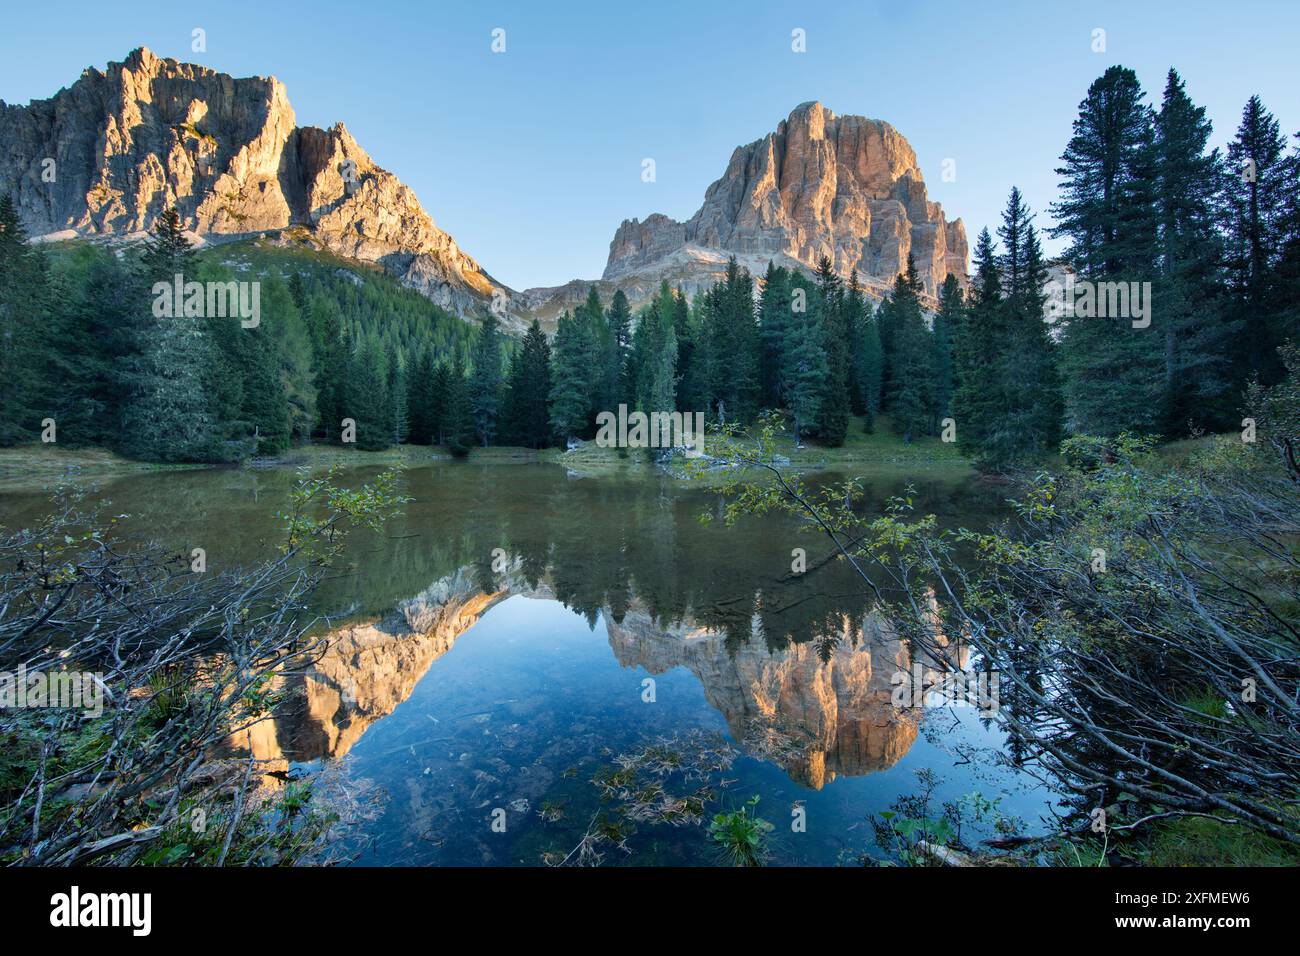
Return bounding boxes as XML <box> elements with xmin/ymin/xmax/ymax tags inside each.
<box><xmin>0</xmin><ymin>416</ymin><xmax>977</xmax><ymax>493</ymax></box>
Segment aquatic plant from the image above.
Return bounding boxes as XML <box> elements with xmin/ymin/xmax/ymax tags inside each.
<box><xmin>0</xmin><ymin>470</ymin><xmax>407</xmax><ymax>866</ymax></box>
<box><xmin>709</xmin><ymin>795</ymin><xmax>773</xmax><ymax>867</ymax></box>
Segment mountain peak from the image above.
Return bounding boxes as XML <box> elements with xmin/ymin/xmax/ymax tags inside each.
<box><xmin>603</xmin><ymin>102</ymin><xmax>966</xmax><ymax>304</ymax></box>
<box><xmin>0</xmin><ymin>49</ymin><xmax>517</xmax><ymax>327</ymax></box>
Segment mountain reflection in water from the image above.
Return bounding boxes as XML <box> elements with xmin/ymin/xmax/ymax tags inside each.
<box><xmin>250</xmin><ymin>563</ymin><xmax>966</xmax><ymax>792</ymax></box>
<box><xmin>3</xmin><ymin>460</ymin><xmax>1048</xmax><ymax>864</ymax></box>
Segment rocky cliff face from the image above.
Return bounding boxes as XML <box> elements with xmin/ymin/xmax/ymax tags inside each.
<box><xmin>605</xmin><ymin>603</ymin><xmax>927</xmax><ymax>789</ymax></box>
<box><xmin>241</xmin><ymin>563</ymin><xmax>940</xmax><ymax>791</ymax></box>
<box><xmin>0</xmin><ymin>48</ymin><xmax>520</xmax><ymax>326</ymax></box>
<box><xmin>600</xmin><ymin>101</ymin><xmax>968</xmax><ymax>305</ymax></box>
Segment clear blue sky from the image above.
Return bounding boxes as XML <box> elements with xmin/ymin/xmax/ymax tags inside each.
<box><xmin>2</xmin><ymin>0</ymin><xmax>1296</xmax><ymax>290</ymax></box>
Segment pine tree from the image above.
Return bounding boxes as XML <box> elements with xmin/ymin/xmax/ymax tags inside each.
<box><xmin>858</xmin><ymin>295</ymin><xmax>884</xmax><ymax>432</ymax></box>
<box><xmin>815</xmin><ymin>255</ymin><xmax>851</xmax><ymax>445</ymax></box>
<box><xmin>122</xmin><ymin>209</ymin><xmax>221</xmax><ymax>461</ymax></box>
<box><xmin>606</xmin><ymin>289</ymin><xmax>634</xmax><ymax>405</ymax></box>
<box><xmin>550</xmin><ymin>310</ymin><xmax>593</xmax><ymax>442</ymax></box>
<box><xmin>885</xmin><ymin>257</ymin><xmax>935</xmax><ymax>441</ymax></box>
<box><xmin>1224</xmin><ymin>95</ymin><xmax>1291</xmax><ymax>388</ymax></box>
<box><xmin>1153</xmin><ymin>70</ymin><xmax>1234</xmax><ymax>431</ymax></box>
<box><xmin>782</xmin><ymin>273</ymin><xmax>828</xmax><ymax>442</ymax></box>
<box><xmin>701</xmin><ymin>261</ymin><xmax>759</xmax><ymax>425</ymax></box>
<box><xmin>502</xmin><ymin>319</ymin><xmax>552</xmax><ymax>448</ymax></box>
<box><xmin>758</xmin><ymin>261</ymin><xmax>791</xmax><ymax>408</ymax></box>
<box><xmin>344</xmin><ymin>332</ymin><xmax>391</xmax><ymax>450</ymax></box>
<box><xmin>442</xmin><ymin>353</ymin><xmax>475</xmax><ymax>457</ymax></box>
<box><xmin>844</xmin><ymin>272</ymin><xmax>870</xmax><ymax>415</ymax></box>
<box><xmin>239</xmin><ymin>322</ymin><xmax>292</xmax><ymax>455</ymax></box>
<box><xmin>671</xmin><ymin>288</ymin><xmax>693</xmax><ymax>413</ymax></box>
<box><xmin>1003</xmin><ymin>210</ymin><xmax>1062</xmax><ymax>458</ymax></box>
<box><xmin>470</xmin><ymin>313</ymin><xmax>503</xmax><ymax>446</ymax></box>
<box><xmin>387</xmin><ymin>343</ymin><xmax>409</xmax><ymax>444</ymax></box>
<box><xmin>0</xmin><ymin>195</ymin><xmax>50</xmax><ymax>445</ymax></box>
<box><xmin>429</xmin><ymin>361</ymin><xmax>451</xmax><ymax>445</ymax></box>
<box><xmin>931</xmin><ymin>274</ymin><xmax>961</xmax><ymax>424</ymax></box>
<box><xmin>1051</xmin><ymin>67</ymin><xmax>1163</xmax><ymax>436</ymax></box>
<box><xmin>406</xmin><ymin>344</ymin><xmax>436</xmax><ymax>444</ymax></box>
<box><xmin>46</xmin><ymin>246</ymin><xmax>146</xmax><ymax>447</ymax></box>
<box><xmin>952</xmin><ymin>229</ymin><xmax>1008</xmax><ymax>463</ymax></box>
<box><xmin>140</xmin><ymin>206</ymin><xmax>196</xmax><ymax>281</ymax></box>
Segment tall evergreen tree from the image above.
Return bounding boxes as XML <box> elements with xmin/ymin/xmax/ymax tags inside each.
<box><xmin>782</xmin><ymin>273</ymin><xmax>828</xmax><ymax>443</ymax></box>
<box><xmin>815</xmin><ymin>256</ymin><xmax>851</xmax><ymax>445</ymax></box>
<box><xmin>884</xmin><ymin>257</ymin><xmax>935</xmax><ymax>441</ymax></box>
<box><xmin>1153</xmin><ymin>70</ymin><xmax>1234</xmax><ymax>430</ymax></box>
<box><xmin>502</xmin><ymin>319</ymin><xmax>552</xmax><ymax>448</ymax></box>
<box><xmin>123</xmin><ymin>208</ymin><xmax>221</xmax><ymax>461</ymax></box>
<box><xmin>550</xmin><ymin>310</ymin><xmax>594</xmax><ymax>442</ymax></box>
<box><xmin>442</xmin><ymin>353</ymin><xmax>474</xmax><ymax>456</ymax></box>
<box><xmin>931</xmin><ymin>274</ymin><xmax>962</xmax><ymax>424</ymax></box>
<box><xmin>844</xmin><ymin>272</ymin><xmax>871</xmax><ymax>415</ymax></box>
<box><xmin>469</xmin><ymin>313</ymin><xmax>503</xmax><ymax>446</ymax></box>
<box><xmin>344</xmin><ymin>332</ymin><xmax>391</xmax><ymax>450</ymax></box>
<box><xmin>1223</xmin><ymin>95</ymin><xmax>1291</xmax><ymax>388</ymax></box>
<box><xmin>606</xmin><ymin>289</ymin><xmax>634</xmax><ymax>405</ymax></box>
<box><xmin>758</xmin><ymin>261</ymin><xmax>791</xmax><ymax>409</ymax></box>
<box><xmin>0</xmin><ymin>195</ymin><xmax>50</xmax><ymax>445</ymax></box>
<box><xmin>1051</xmin><ymin>66</ymin><xmax>1163</xmax><ymax>436</ymax></box>
<box><xmin>952</xmin><ymin>229</ymin><xmax>1007</xmax><ymax>463</ymax></box>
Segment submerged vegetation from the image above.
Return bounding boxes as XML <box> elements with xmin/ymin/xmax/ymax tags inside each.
<box><xmin>698</xmin><ymin>347</ymin><xmax>1300</xmax><ymax>864</ymax></box>
<box><xmin>0</xmin><ymin>468</ymin><xmax>406</xmax><ymax>865</ymax></box>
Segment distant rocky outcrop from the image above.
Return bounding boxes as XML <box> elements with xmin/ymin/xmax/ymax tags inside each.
<box><xmin>524</xmin><ymin>102</ymin><xmax>969</xmax><ymax>318</ymax></box>
<box><xmin>0</xmin><ymin>48</ymin><xmax>526</xmax><ymax>328</ymax></box>
<box><xmin>602</xmin><ymin>102</ymin><xmax>968</xmax><ymax>305</ymax></box>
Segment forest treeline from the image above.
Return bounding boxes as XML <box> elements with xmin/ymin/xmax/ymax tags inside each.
<box><xmin>0</xmin><ymin>67</ymin><xmax>1296</xmax><ymax>468</ymax></box>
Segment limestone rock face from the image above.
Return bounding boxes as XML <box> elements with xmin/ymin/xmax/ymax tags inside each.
<box><xmin>0</xmin><ymin>47</ymin><xmax>517</xmax><ymax>326</ymax></box>
<box><xmin>602</xmin><ymin>102</ymin><xmax>968</xmax><ymax>304</ymax></box>
<box><xmin>605</xmin><ymin>603</ymin><xmax>925</xmax><ymax>789</ymax></box>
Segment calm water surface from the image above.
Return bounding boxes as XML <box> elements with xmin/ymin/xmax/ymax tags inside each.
<box><xmin>1</xmin><ymin>460</ymin><xmax>1062</xmax><ymax>865</ymax></box>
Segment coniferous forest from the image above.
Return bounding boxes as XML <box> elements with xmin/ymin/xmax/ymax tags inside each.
<box><xmin>2</xmin><ymin>13</ymin><xmax>1300</xmax><ymax>896</ymax></box>
<box><xmin>2</xmin><ymin>67</ymin><xmax>1297</xmax><ymax>469</ymax></box>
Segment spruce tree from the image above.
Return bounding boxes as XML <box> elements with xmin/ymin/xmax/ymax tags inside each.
<box><xmin>858</xmin><ymin>295</ymin><xmax>884</xmax><ymax>432</ymax></box>
<box><xmin>344</xmin><ymin>332</ymin><xmax>391</xmax><ymax>450</ymax></box>
<box><xmin>952</xmin><ymin>229</ymin><xmax>1008</xmax><ymax>463</ymax></box>
<box><xmin>815</xmin><ymin>255</ymin><xmax>851</xmax><ymax>445</ymax></box>
<box><xmin>469</xmin><ymin>313</ymin><xmax>503</xmax><ymax>446</ymax></box>
<box><xmin>443</xmin><ymin>353</ymin><xmax>475</xmax><ymax>457</ymax></box>
<box><xmin>606</xmin><ymin>289</ymin><xmax>633</xmax><ymax>405</ymax></box>
<box><xmin>122</xmin><ymin>209</ymin><xmax>221</xmax><ymax>461</ymax></box>
<box><xmin>1224</xmin><ymin>95</ymin><xmax>1291</xmax><ymax>388</ymax></box>
<box><xmin>844</xmin><ymin>272</ymin><xmax>870</xmax><ymax>415</ymax></box>
<box><xmin>884</xmin><ymin>258</ymin><xmax>934</xmax><ymax>441</ymax></box>
<box><xmin>387</xmin><ymin>343</ymin><xmax>409</xmax><ymax>444</ymax></box>
<box><xmin>931</xmin><ymin>274</ymin><xmax>961</xmax><ymax>424</ymax></box>
<box><xmin>1153</xmin><ymin>70</ymin><xmax>1234</xmax><ymax>431</ymax></box>
<box><xmin>758</xmin><ymin>261</ymin><xmax>791</xmax><ymax>409</ymax></box>
<box><xmin>549</xmin><ymin>310</ymin><xmax>593</xmax><ymax>442</ymax></box>
<box><xmin>1051</xmin><ymin>66</ymin><xmax>1163</xmax><ymax>436</ymax></box>
<box><xmin>0</xmin><ymin>195</ymin><xmax>50</xmax><ymax>445</ymax></box>
<box><xmin>782</xmin><ymin>273</ymin><xmax>828</xmax><ymax>442</ymax></box>
<box><xmin>503</xmin><ymin>319</ymin><xmax>552</xmax><ymax>448</ymax></box>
